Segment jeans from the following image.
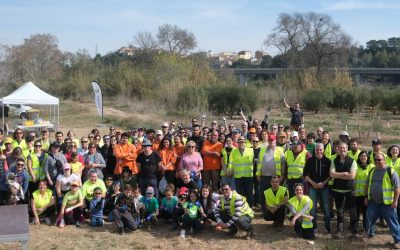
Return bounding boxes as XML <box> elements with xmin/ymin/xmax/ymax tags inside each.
<box><xmin>259</xmin><ymin>176</ymin><xmax>272</xmax><ymax>213</ymax></box>
<box><xmin>221</xmin><ymin>176</ymin><xmax>236</xmax><ymax>190</ymax></box>
<box><xmin>366</xmin><ymin>200</ymin><xmax>400</xmax><ymax>243</ymax></box>
<box><xmin>90</xmin><ymin>216</ymin><xmax>104</xmax><ymax>227</ymax></box>
<box><xmin>333</xmin><ymin>190</ymin><xmax>357</xmax><ymax>234</ymax></box>
<box><xmin>182</xmin><ymin>214</ymin><xmax>203</xmax><ymax>231</ymax></box>
<box><xmin>219</xmin><ymin>211</ymin><xmax>253</xmax><ymax>233</ymax></box>
<box><xmin>235</xmin><ymin>177</ymin><xmax>254</xmax><ymax>207</ymax></box>
<box><xmin>253</xmin><ymin>175</ymin><xmax>260</xmax><ymax>205</ymax></box>
<box><xmin>309</xmin><ymin>186</ymin><xmax>331</xmax><ymax>231</ymax></box>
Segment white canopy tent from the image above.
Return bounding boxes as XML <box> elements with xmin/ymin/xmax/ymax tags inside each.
<box><xmin>1</xmin><ymin>81</ymin><xmax>59</xmax><ymax>132</ymax></box>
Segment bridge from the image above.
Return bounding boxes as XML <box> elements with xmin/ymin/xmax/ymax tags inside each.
<box><xmin>215</xmin><ymin>68</ymin><xmax>400</xmax><ymax>85</ymax></box>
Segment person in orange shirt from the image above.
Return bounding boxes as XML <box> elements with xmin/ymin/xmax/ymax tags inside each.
<box><xmin>153</xmin><ymin>130</ymin><xmax>163</xmax><ymax>151</ymax></box>
<box><xmin>159</xmin><ymin>137</ymin><xmax>177</xmax><ymax>184</ymax></box>
<box><xmin>173</xmin><ymin>136</ymin><xmax>185</xmax><ymax>173</ymax></box>
<box><xmin>113</xmin><ymin>132</ymin><xmax>138</xmax><ymax>177</ymax></box>
<box><xmin>201</xmin><ymin>130</ymin><xmax>224</xmax><ymax>192</ymax></box>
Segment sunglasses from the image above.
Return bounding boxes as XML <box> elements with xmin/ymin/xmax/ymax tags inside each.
<box><xmin>34</xmin><ymin>144</ymin><xmax>42</xmax><ymax>147</ymax></box>
<box><xmin>81</xmin><ymin>141</ymin><xmax>88</xmax><ymax>143</ymax></box>
<box><xmin>17</xmin><ymin>163</ymin><xmax>25</xmax><ymax>166</ymax></box>
<box><xmin>143</xmin><ymin>145</ymin><xmax>152</xmax><ymax>148</ymax></box>
<box><xmin>252</xmin><ymin>141</ymin><xmax>259</xmax><ymax>143</ymax></box>
<box><xmin>188</xmin><ymin>146</ymin><xmax>195</xmax><ymax>148</ymax></box>
<box><xmin>94</xmin><ymin>193</ymin><xmax>102</xmax><ymax>195</ymax></box>
<box><xmin>222</xmin><ymin>188</ymin><xmax>230</xmax><ymax>191</ymax></box>
<box><xmin>374</xmin><ymin>159</ymin><xmax>383</xmax><ymax>162</ymax></box>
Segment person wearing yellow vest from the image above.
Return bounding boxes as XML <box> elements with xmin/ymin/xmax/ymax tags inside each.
<box><xmin>26</xmin><ymin>139</ymin><xmax>48</xmax><ymax>196</ymax></box>
<box><xmin>330</xmin><ymin>142</ymin><xmax>358</xmax><ymax>238</ymax></box>
<box><xmin>12</xmin><ymin>128</ymin><xmax>27</xmax><ymax>151</ymax></box>
<box><xmin>287</xmin><ymin>183</ymin><xmax>315</xmax><ymax>240</ymax></box>
<box><xmin>257</xmin><ymin>134</ymin><xmax>286</xmax><ymax>213</ymax></box>
<box><xmin>369</xmin><ymin>139</ymin><xmax>390</xmax><ymax>165</ymax></box>
<box><xmin>348</xmin><ymin>139</ymin><xmax>361</xmax><ymax>160</ymax></box>
<box><xmin>214</xmin><ymin>183</ymin><xmax>254</xmax><ymax>240</ymax></box>
<box><xmin>40</xmin><ymin>128</ymin><xmax>51</xmax><ymax>152</ymax></box>
<box><xmin>354</xmin><ymin>151</ymin><xmax>372</xmax><ymax>233</ymax></box>
<box><xmin>220</xmin><ymin>137</ymin><xmax>236</xmax><ymax>190</ymax></box>
<box><xmin>304</xmin><ymin>143</ymin><xmax>331</xmax><ymax>233</ymax></box>
<box><xmin>321</xmin><ymin>131</ymin><xmax>334</xmax><ymax>159</ymax></box>
<box><xmin>228</xmin><ymin>136</ymin><xmax>254</xmax><ymax>207</ymax></box>
<box><xmin>388</xmin><ymin>145</ymin><xmax>400</xmax><ymax>176</ymax></box>
<box><xmin>285</xmin><ymin>141</ymin><xmax>310</xmax><ymax>198</ymax></box>
<box><xmin>365</xmin><ymin>152</ymin><xmax>400</xmax><ymax>249</ymax></box>
<box><xmin>263</xmin><ymin>175</ymin><xmax>288</xmax><ymax>231</ymax></box>
<box><xmin>30</xmin><ymin>180</ymin><xmax>55</xmax><ymax>225</ymax></box>
<box><xmin>22</xmin><ymin>135</ymin><xmax>34</xmax><ymax>160</ymax></box>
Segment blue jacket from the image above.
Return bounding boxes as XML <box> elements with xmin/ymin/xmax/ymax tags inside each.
<box><xmin>90</xmin><ymin>197</ymin><xmax>105</xmax><ymax>218</ymax></box>
<box><xmin>0</xmin><ymin>167</ymin><xmax>29</xmax><ymax>194</ymax></box>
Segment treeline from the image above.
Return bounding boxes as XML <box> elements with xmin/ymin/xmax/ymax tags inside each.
<box><xmin>302</xmin><ymin>86</ymin><xmax>400</xmax><ymax>114</ymax></box>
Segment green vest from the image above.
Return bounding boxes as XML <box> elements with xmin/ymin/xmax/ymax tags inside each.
<box><xmin>229</xmin><ymin>148</ymin><xmax>254</xmax><ymax>178</ymax></box>
<box><xmin>354</xmin><ymin>163</ymin><xmax>372</xmax><ymax>196</ymax></box>
<box><xmin>12</xmin><ymin>139</ymin><xmax>27</xmax><ymax>151</ymax></box>
<box><xmin>264</xmin><ymin>186</ymin><xmax>287</xmax><ymax>207</ymax></box>
<box><xmin>368</xmin><ymin>167</ymin><xmax>395</xmax><ymax>205</ymax></box>
<box><xmin>285</xmin><ymin>150</ymin><xmax>307</xmax><ymax>179</ymax></box>
<box><xmin>389</xmin><ymin>158</ymin><xmax>400</xmax><ymax>177</ymax></box>
<box><xmin>257</xmin><ymin>147</ymin><xmax>283</xmax><ymax>176</ymax></box>
<box><xmin>28</xmin><ymin>153</ymin><xmax>48</xmax><ymax>181</ymax></box>
<box><xmin>221</xmin><ymin>191</ymin><xmax>254</xmax><ymax>218</ymax></box>
<box><xmin>323</xmin><ymin>143</ymin><xmax>332</xmax><ymax>159</ymax></box>
<box><xmin>288</xmin><ymin>195</ymin><xmax>313</xmax><ymax>229</ymax></box>
<box><xmin>347</xmin><ymin>149</ymin><xmax>361</xmax><ymax>161</ymax></box>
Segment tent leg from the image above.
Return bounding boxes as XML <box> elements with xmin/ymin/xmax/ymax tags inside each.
<box><xmin>57</xmin><ymin>105</ymin><xmax>59</xmax><ymax>132</ymax></box>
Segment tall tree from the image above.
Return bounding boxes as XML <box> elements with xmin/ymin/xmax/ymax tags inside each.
<box><xmin>265</xmin><ymin>12</ymin><xmax>352</xmax><ymax>76</ymax></box>
<box><xmin>4</xmin><ymin>33</ymin><xmax>64</xmax><ymax>89</ymax></box>
<box><xmin>156</xmin><ymin>24</ymin><xmax>197</xmax><ymax>56</ymax></box>
<box><xmin>133</xmin><ymin>31</ymin><xmax>158</xmax><ymax>52</ymax></box>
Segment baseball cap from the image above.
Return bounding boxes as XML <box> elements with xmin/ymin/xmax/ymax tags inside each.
<box><xmin>162</xmin><ymin>122</ymin><xmax>169</xmax><ymax>128</ymax></box>
<box><xmin>237</xmin><ymin>136</ymin><xmax>245</xmax><ymax>142</ymax></box>
<box><xmin>232</xmin><ymin>129</ymin><xmax>240</xmax><ymax>134</ymax></box>
<box><xmin>4</xmin><ymin>137</ymin><xmax>13</xmax><ymax>144</ymax></box>
<box><xmin>155</xmin><ymin>130</ymin><xmax>163</xmax><ymax>136</ymax></box>
<box><xmin>179</xmin><ymin>187</ymin><xmax>189</xmax><ymax>196</ymax></box>
<box><xmin>339</xmin><ymin>131</ymin><xmax>350</xmax><ymax>137</ymax></box>
<box><xmin>291</xmin><ymin>131</ymin><xmax>299</xmax><ymax>138</ymax></box>
<box><xmin>142</xmin><ymin>139</ymin><xmax>153</xmax><ymax>146</ymax></box>
<box><xmin>51</xmin><ymin>141</ymin><xmax>61</xmax><ymax>148</ymax></box>
<box><xmin>248</xmin><ymin>128</ymin><xmax>256</xmax><ymax>133</ymax></box>
<box><xmin>63</xmin><ymin>163</ymin><xmax>71</xmax><ymax>170</ymax></box>
<box><xmin>372</xmin><ymin>139</ymin><xmax>381</xmax><ymax>145</ymax></box>
<box><xmin>146</xmin><ymin>186</ymin><xmax>155</xmax><ymax>195</ymax></box>
<box><xmin>268</xmin><ymin>134</ymin><xmax>276</xmax><ymax>141</ymax></box>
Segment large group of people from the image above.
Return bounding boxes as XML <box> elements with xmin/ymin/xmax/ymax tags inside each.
<box><xmin>0</xmin><ymin>101</ymin><xmax>400</xmax><ymax>247</ymax></box>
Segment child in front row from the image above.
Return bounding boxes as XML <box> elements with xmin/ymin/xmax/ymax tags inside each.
<box><xmin>140</xmin><ymin>186</ymin><xmax>159</xmax><ymax>224</ymax></box>
<box><xmin>180</xmin><ymin>190</ymin><xmax>206</xmax><ymax>238</ymax></box>
<box><xmin>160</xmin><ymin>184</ymin><xmax>178</xmax><ymax>222</ymax></box>
<box><xmin>89</xmin><ymin>187</ymin><xmax>105</xmax><ymax>227</ymax></box>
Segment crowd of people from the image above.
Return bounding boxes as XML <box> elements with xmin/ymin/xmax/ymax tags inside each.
<box><xmin>0</xmin><ymin>102</ymin><xmax>400</xmax><ymax>247</ymax></box>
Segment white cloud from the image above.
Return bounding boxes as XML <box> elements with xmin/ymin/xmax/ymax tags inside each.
<box><xmin>326</xmin><ymin>1</ymin><xmax>400</xmax><ymax>10</ymax></box>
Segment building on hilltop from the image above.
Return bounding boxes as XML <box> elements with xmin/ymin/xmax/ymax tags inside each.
<box><xmin>238</xmin><ymin>50</ymin><xmax>252</xmax><ymax>60</ymax></box>
<box><xmin>118</xmin><ymin>46</ymin><xmax>136</xmax><ymax>56</ymax></box>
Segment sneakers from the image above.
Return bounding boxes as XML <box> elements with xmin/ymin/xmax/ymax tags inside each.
<box><xmin>228</xmin><ymin>226</ymin><xmax>238</xmax><ymax>236</ymax></box>
<box><xmin>189</xmin><ymin>227</ymin><xmax>194</xmax><ymax>235</ymax></box>
<box><xmin>44</xmin><ymin>217</ymin><xmax>52</xmax><ymax>225</ymax></box>
<box><xmin>180</xmin><ymin>229</ymin><xmax>186</xmax><ymax>238</ymax></box>
<box><xmin>75</xmin><ymin>221</ymin><xmax>82</xmax><ymax>227</ymax></box>
<box><xmin>245</xmin><ymin>229</ymin><xmax>254</xmax><ymax>240</ymax></box>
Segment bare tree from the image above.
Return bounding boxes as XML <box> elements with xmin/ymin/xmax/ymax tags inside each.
<box><xmin>265</xmin><ymin>12</ymin><xmax>352</xmax><ymax>75</ymax></box>
<box><xmin>157</xmin><ymin>24</ymin><xmax>197</xmax><ymax>56</ymax></box>
<box><xmin>133</xmin><ymin>31</ymin><xmax>158</xmax><ymax>52</ymax></box>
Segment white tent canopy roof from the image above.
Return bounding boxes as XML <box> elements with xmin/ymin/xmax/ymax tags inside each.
<box><xmin>1</xmin><ymin>81</ymin><xmax>59</xmax><ymax>105</ymax></box>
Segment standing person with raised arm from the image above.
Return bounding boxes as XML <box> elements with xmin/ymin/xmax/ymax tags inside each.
<box><xmin>283</xmin><ymin>99</ymin><xmax>304</xmax><ymax>131</ymax></box>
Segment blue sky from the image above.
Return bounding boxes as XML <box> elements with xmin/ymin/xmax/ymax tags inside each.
<box><xmin>0</xmin><ymin>0</ymin><xmax>399</xmax><ymax>56</ymax></box>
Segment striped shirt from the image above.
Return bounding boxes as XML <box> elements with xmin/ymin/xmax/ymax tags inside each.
<box><xmin>214</xmin><ymin>192</ymin><xmax>244</xmax><ymax>226</ymax></box>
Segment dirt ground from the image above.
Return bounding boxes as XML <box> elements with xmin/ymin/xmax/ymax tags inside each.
<box><xmin>1</xmin><ymin>100</ymin><xmax>400</xmax><ymax>249</ymax></box>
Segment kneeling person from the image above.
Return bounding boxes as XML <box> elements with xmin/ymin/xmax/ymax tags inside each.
<box><xmin>214</xmin><ymin>183</ymin><xmax>254</xmax><ymax>240</ymax></box>
<box><xmin>113</xmin><ymin>184</ymin><xmax>138</xmax><ymax>235</ymax></box>
<box><xmin>264</xmin><ymin>175</ymin><xmax>288</xmax><ymax>231</ymax></box>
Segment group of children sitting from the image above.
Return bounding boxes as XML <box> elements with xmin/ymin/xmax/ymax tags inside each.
<box><xmin>89</xmin><ymin>180</ymin><xmax>218</xmax><ymax>237</ymax></box>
